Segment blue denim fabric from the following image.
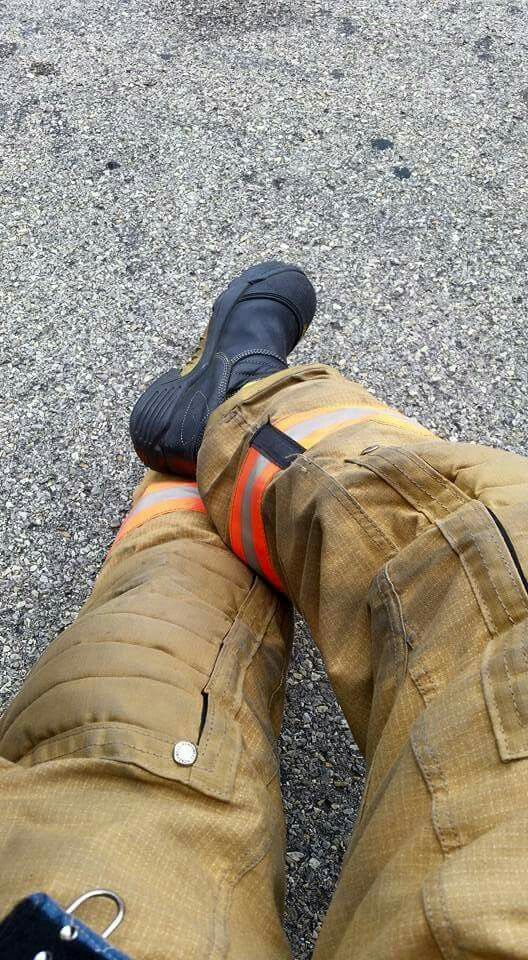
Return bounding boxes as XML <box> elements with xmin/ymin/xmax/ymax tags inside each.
<box><xmin>0</xmin><ymin>893</ymin><xmax>131</xmax><ymax>959</ymax></box>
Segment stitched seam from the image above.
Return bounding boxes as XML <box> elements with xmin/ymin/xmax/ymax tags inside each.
<box><xmin>193</xmin><ymin>392</ymin><xmax>211</xmax><ymax>458</ymax></box>
<box><xmin>273</xmin><ymin>470</ymin><xmax>298</xmax><ymax>603</ymax></box>
<box><xmin>382</xmin><ymin>558</ymin><xmax>424</xmax><ymax>652</ymax></box>
<box><xmin>2</xmin><ymin>673</ymin><xmax>202</xmax><ymax>735</ymax></box>
<box><xmin>197</xmin><ymin>695</ymin><xmax>217</xmax><ymax>773</ymax></box>
<box><xmin>103</xmin><ymin>535</ymin><xmax>238</xmax><ymax>578</ymax></box>
<box><xmin>483</xmin><ymin>511</ymin><xmax>528</xmax><ymax>613</ymax></box>
<box><xmin>470</xmin><ymin>534</ymin><xmax>515</xmax><ymax>626</ymax></box>
<box><xmin>24</xmin><ymin>737</ymin><xmax>177</xmax><ymax>763</ymax></box>
<box><xmin>198</xmin><ymin>583</ymin><xmax>274</xmax><ymax>778</ymax></box>
<box><xmin>200</xmin><ymin>653</ymin><xmax>240</xmax><ymax>777</ymax></box>
<box><xmin>348</xmin><ymin>447</ymin><xmax>468</xmax><ymax>506</ymax></box>
<box><xmin>347</xmin><ymin>458</ymin><xmax>436</xmax><ymax>524</ymax></box>
<box><xmin>33</xmin><ymin>637</ymin><xmax>213</xmax><ymax>680</ymax></box>
<box><xmin>180</xmin><ymin>390</ymin><xmax>209</xmax><ymax>447</ymax></box>
<box><xmin>371</xmin><ymin>452</ymin><xmax>456</xmax><ymax>513</ymax></box>
<box><xmin>199</xmin><ymin>698</ymin><xmax>237</xmax><ymax>792</ymax></box>
<box><xmin>216</xmin><ymin>352</ymin><xmax>231</xmax><ymax>401</ymax></box>
<box><xmin>437</xmin><ymin>869</ymin><xmax>460</xmax><ymax>960</ymax></box>
<box><xmin>447</xmin><ymin>541</ymin><xmax>497</xmax><ymax>636</ymax></box>
<box><xmin>35</xmin><ymin>597</ymin><xmax>236</xmax><ymax>677</ymax></box>
<box><xmin>414</xmin><ymin>723</ymin><xmax>462</xmax><ymax>853</ymax></box>
<box><xmin>408</xmin><ymin>659</ymin><xmax>437</xmax><ymax>706</ymax></box>
<box><xmin>208</xmin><ymin>793</ymin><xmax>279</xmax><ymax>960</ymax></box>
<box><xmin>232</xmin><ymin>601</ymin><xmax>278</xmax><ymax>723</ymax></box>
<box><xmin>304</xmin><ymin>456</ymin><xmax>397</xmax><ymax>551</ymax></box>
<box><xmin>228</xmin><ymin>610</ymin><xmax>280</xmax><ymax>790</ymax></box>
<box><xmin>267</xmin><ymin>650</ymin><xmax>288</xmax><ymax>719</ymax></box>
<box><xmin>230</xmin><ymin>348</ymin><xmax>285</xmax><ymax>363</ymax></box>
<box><xmin>503</xmin><ymin>653</ymin><xmax>524</xmax><ymax>728</ymax></box>
<box><xmin>383</xmin><ymin>567</ymin><xmax>411</xmax><ymax>650</ymax></box>
<box><xmin>5</xmin><ymin>722</ymin><xmax>176</xmax><ymax>761</ymax></box>
<box><xmin>389</xmin><ymin>447</ymin><xmax>467</xmax><ymax>500</ymax></box>
<box><xmin>422</xmin><ymin>877</ymin><xmax>459</xmax><ymax>960</ymax></box>
<box><xmin>376</xmin><ymin>569</ymin><xmax>409</xmax><ymax>700</ymax></box>
<box><xmin>401</xmin><ymin>449</ymin><xmax>467</xmax><ymax>499</ymax></box>
<box><xmin>482</xmin><ymin>651</ymin><xmax>512</xmax><ymax>757</ymax></box>
<box><xmin>79</xmin><ymin>606</ymin><xmax>231</xmax><ymax>636</ymax></box>
<box><xmin>236</xmin><ymin>575</ymin><xmax>271</xmax><ymax>635</ymax></box>
<box><xmin>195</xmin><ymin>584</ymin><xmax>258</xmax><ymax>776</ymax></box>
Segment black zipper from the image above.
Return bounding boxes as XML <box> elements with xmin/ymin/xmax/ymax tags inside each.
<box><xmin>487</xmin><ymin>507</ymin><xmax>528</xmax><ymax>594</ymax></box>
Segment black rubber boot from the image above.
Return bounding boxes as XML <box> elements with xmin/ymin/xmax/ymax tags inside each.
<box><xmin>129</xmin><ymin>260</ymin><xmax>317</xmax><ymax>476</ymax></box>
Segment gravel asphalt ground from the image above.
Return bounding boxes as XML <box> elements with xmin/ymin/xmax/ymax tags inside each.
<box><xmin>1</xmin><ymin>0</ymin><xmax>527</xmax><ymax>956</ymax></box>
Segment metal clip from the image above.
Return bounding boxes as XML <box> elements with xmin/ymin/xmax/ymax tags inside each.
<box><xmin>33</xmin><ymin>890</ymin><xmax>125</xmax><ymax>959</ymax></box>
<box><xmin>63</xmin><ymin>889</ymin><xmax>126</xmax><ymax>940</ymax></box>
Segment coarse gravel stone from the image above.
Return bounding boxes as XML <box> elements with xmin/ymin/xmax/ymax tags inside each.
<box><xmin>1</xmin><ymin>0</ymin><xmax>527</xmax><ymax>956</ymax></box>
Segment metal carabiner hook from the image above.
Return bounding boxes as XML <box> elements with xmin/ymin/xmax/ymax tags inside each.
<box><xmin>63</xmin><ymin>889</ymin><xmax>126</xmax><ymax>940</ymax></box>
<box><xmin>32</xmin><ymin>890</ymin><xmax>126</xmax><ymax>959</ymax></box>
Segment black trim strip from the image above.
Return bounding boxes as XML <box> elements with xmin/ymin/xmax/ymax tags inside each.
<box><xmin>487</xmin><ymin>507</ymin><xmax>528</xmax><ymax>595</ymax></box>
<box><xmin>251</xmin><ymin>421</ymin><xmax>305</xmax><ymax>469</ymax></box>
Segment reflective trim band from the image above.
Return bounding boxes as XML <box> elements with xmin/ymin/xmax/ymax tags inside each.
<box><xmin>127</xmin><ymin>483</ymin><xmax>200</xmax><ymax>519</ymax></box>
<box><xmin>112</xmin><ymin>481</ymin><xmax>206</xmax><ymax>547</ymax></box>
<box><xmin>273</xmin><ymin>404</ymin><xmax>428</xmax><ymax>449</ymax></box>
<box><xmin>229</xmin><ymin>447</ymin><xmax>282</xmax><ymax>591</ymax></box>
<box><xmin>228</xmin><ymin>403</ymin><xmax>429</xmax><ymax>589</ymax></box>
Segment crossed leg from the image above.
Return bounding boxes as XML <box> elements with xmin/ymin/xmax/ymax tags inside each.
<box><xmin>198</xmin><ymin>363</ymin><xmax>528</xmax><ymax>959</ymax></box>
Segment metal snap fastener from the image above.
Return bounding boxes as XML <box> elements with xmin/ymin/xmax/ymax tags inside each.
<box><xmin>173</xmin><ymin>740</ymin><xmax>198</xmax><ymax>766</ymax></box>
<box><xmin>60</xmin><ymin>924</ymin><xmax>78</xmax><ymax>941</ymax></box>
<box><xmin>34</xmin><ymin>953</ymin><xmax>53</xmax><ymax>960</ymax></box>
<box><xmin>360</xmin><ymin>444</ymin><xmax>379</xmax><ymax>455</ymax></box>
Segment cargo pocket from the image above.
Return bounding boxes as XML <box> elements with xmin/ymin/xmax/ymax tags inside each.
<box><xmin>434</xmin><ymin>502</ymin><xmax>528</xmax><ymax>764</ymax></box>
<box><xmin>0</xmin><ymin>559</ymin><xmax>279</xmax><ymax>803</ymax></box>
<box><xmin>423</xmin><ymin>812</ymin><xmax>528</xmax><ymax>959</ymax></box>
<box><xmin>482</xmin><ymin>621</ymin><xmax>528</xmax><ymax>762</ymax></box>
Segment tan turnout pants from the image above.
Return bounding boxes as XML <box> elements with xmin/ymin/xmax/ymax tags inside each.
<box><xmin>1</xmin><ymin>364</ymin><xmax>528</xmax><ymax>959</ymax></box>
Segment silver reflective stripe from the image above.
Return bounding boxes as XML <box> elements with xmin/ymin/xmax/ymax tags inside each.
<box><xmin>129</xmin><ymin>484</ymin><xmax>200</xmax><ymax>518</ymax></box>
<box><xmin>285</xmin><ymin>406</ymin><xmax>409</xmax><ymax>442</ymax></box>
<box><xmin>241</xmin><ymin>453</ymin><xmax>268</xmax><ymax>575</ymax></box>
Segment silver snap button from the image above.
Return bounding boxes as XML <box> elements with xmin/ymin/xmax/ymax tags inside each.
<box><xmin>34</xmin><ymin>953</ymin><xmax>53</xmax><ymax>960</ymax></box>
<box><xmin>360</xmin><ymin>444</ymin><xmax>379</xmax><ymax>455</ymax></box>
<box><xmin>60</xmin><ymin>924</ymin><xmax>78</xmax><ymax>941</ymax></box>
<box><xmin>173</xmin><ymin>740</ymin><xmax>198</xmax><ymax>766</ymax></box>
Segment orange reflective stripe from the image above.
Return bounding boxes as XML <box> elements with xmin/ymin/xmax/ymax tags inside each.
<box><xmin>228</xmin><ymin>402</ymin><xmax>430</xmax><ymax>590</ymax></box>
<box><xmin>249</xmin><ymin>458</ymin><xmax>281</xmax><ymax>590</ymax></box>
<box><xmin>229</xmin><ymin>446</ymin><xmax>260</xmax><ymax>564</ymax></box>
<box><xmin>112</xmin><ymin>480</ymin><xmax>206</xmax><ymax>548</ymax></box>
<box><xmin>229</xmin><ymin>448</ymin><xmax>283</xmax><ymax>591</ymax></box>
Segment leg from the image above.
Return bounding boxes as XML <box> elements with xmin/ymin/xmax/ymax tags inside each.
<box><xmin>197</xmin><ymin>364</ymin><xmax>528</xmax><ymax>959</ymax></box>
<box><xmin>0</xmin><ymin>471</ymin><xmax>294</xmax><ymax>959</ymax></box>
